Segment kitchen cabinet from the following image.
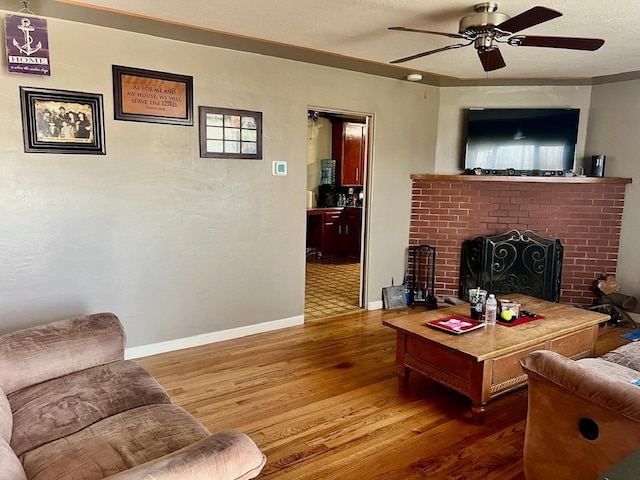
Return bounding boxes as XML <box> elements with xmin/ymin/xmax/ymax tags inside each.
<box><xmin>306</xmin><ymin>210</ymin><xmax>323</xmax><ymax>252</ymax></box>
<box><xmin>332</xmin><ymin>122</ymin><xmax>367</xmax><ymax>187</ymax></box>
<box><xmin>323</xmin><ymin>210</ymin><xmax>342</xmax><ymax>255</ymax></box>
<box><xmin>306</xmin><ymin>208</ymin><xmax>362</xmax><ymax>258</ymax></box>
<box><xmin>339</xmin><ymin>208</ymin><xmax>362</xmax><ymax>258</ymax></box>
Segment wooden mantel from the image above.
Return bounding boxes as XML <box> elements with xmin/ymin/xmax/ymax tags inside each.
<box><xmin>411</xmin><ymin>174</ymin><xmax>632</xmax><ymax>185</ymax></box>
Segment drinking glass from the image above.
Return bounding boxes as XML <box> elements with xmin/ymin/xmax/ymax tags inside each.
<box><xmin>468</xmin><ymin>288</ymin><xmax>487</xmax><ymax>321</ymax></box>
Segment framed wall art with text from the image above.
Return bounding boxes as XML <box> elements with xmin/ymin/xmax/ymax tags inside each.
<box><xmin>112</xmin><ymin>65</ymin><xmax>193</xmax><ymax>126</ymax></box>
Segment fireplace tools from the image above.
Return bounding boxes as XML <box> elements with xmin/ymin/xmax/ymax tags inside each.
<box><xmin>407</xmin><ymin>244</ymin><xmax>437</xmax><ymax>309</ymax></box>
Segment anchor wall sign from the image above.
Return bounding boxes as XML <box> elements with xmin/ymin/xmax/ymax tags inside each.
<box><xmin>4</xmin><ymin>14</ymin><xmax>50</xmax><ymax>76</ymax></box>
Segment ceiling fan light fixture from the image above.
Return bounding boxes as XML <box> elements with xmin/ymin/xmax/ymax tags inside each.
<box><xmin>406</xmin><ymin>73</ymin><xmax>423</xmax><ymax>82</ymax></box>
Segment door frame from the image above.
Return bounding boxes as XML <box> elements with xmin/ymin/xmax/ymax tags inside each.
<box><xmin>306</xmin><ymin>105</ymin><xmax>375</xmax><ymax>310</ymax></box>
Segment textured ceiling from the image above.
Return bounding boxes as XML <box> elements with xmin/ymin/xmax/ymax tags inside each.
<box><xmin>17</xmin><ymin>1</ymin><xmax>640</xmax><ymax>82</ymax></box>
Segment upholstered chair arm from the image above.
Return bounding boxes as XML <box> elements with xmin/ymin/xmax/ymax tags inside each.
<box><xmin>522</xmin><ymin>350</ymin><xmax>640</xmax><ymax>420</ymax></box>
<box><xmin>108</xmin><ymin>430</ymin><xmax>266</xmax><ymax>480</ymax></box>
<box><xmin>520</xmin><ymin>350</ymin><xmax>640</xmax><ymax>480</ymax></box>
<box><xmin>0</xmin><ymin>313</ymin><xmax>126</xmax><ymax>395</ymax></box>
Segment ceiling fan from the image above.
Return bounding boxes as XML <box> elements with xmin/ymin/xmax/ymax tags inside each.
<box><xmin>388</xmin><ymin>2</ymin><xmax>605</xmax><ymax>72</ymax></box>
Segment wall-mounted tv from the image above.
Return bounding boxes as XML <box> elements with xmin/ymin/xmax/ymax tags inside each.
<box><xmin>464</xmin><ymin>108</ymin><xmax>580</xmax><ymax>173</ymax></box>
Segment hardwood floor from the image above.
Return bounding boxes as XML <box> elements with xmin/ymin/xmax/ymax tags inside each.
<box><xmin>136</xmin><ymin>308</ymin><xmax>632</xmax><ymax>480</ymax></box>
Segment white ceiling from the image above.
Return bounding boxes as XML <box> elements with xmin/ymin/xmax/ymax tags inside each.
<box><xmin>33</xmin><ymin>1</ymin><xmax>640</xmax><ymax>82</ymax></box>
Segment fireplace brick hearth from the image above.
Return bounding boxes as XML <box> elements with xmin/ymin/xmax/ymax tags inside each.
<box><xmin>410</xmin><ymin>175</ymin><xmax>632</xmax><ymax>307</ymax></box>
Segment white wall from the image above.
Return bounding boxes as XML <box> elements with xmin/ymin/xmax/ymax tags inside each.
<box><xmin>586</xmin><ymin>79</ymin><xmax>640</xmax><ymax>302</ymax></box>
<box><xmin>434</xmin><ymin>86</ymin><xmax>593</xmax><ymax>173</ymax></box>
<box><xmin>0</xmin><ymin>11</ymin><xmax>439</xmax><ymax>347</ymax></box>
<box><xmin>306</xmin><ymin>116</ymin><xmax>332</xmax><ymax>200</ymax></box>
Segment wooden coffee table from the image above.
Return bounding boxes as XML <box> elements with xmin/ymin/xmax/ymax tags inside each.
<box><xmin>383</xmin><ymin>294</ymin><xmax>610</xmax><ymax>424</ymax></box>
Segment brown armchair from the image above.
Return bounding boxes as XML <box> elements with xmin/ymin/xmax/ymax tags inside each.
<box><xmin>0</xmin><ymin>313</ymin><xmax>266</xmax><ymax>480</ymax></box>
<box><xmin>520</xmin><ymin>349</ymin><xmax>640</xmax><ymax>480</ymax></box>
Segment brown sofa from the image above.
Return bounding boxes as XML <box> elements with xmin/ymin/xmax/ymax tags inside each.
<box><xmin>0</xmin><ymin>313</ymin><xmax>266</xmax><ymax>480</ymax></box>
<box><xmin>521</xmin><ymin>342</ymin><xmax>640</xmax><ymax>480</ymax></box>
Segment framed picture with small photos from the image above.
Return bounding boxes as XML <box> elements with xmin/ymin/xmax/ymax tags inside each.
<box><xmin>199</xmin><ymin>106</ymin><xmax>262</xmax><ymax>159</ymax></box>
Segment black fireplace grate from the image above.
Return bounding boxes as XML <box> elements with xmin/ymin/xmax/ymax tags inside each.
<box><xmin>459</xmin><ymin>229</ymin><xmax>563</xmax><ymax>302</ymax></box>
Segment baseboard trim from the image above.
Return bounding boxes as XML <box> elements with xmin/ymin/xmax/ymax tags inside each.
<box><xmin>368</xmin><ymin>300</ymin><xmax>383</xmax><ymax>310</ymax></box>
<box><xmin>125</xmin><ymin>315</ymin><xmax>304</xmax><ymax>359</ymax></box>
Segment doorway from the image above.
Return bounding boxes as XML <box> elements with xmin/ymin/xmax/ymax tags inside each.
<box><xmin>305</xmin><ymin>108</ymin><xmax>371</xmax><ymax>320</ymax></box>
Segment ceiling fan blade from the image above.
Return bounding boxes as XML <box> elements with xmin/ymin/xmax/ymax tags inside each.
<box><xmin>390</xmin><ymin>43</ymin><xmax>468</xmax><ymax>64</ymax></box>
<box><xmin>388</xmin><ymin>26</ymin><xmax>464</xmax><ymax>39</ymax></box>
<box><xmin>477</xmin><ymin>48</ymin><xmax>506</xmax><ymax>72</ymax></box>
<box><xmin>497</xmin><ymin>6</ymin><xmax>562</xmax><ymax>34</ymax></box>
<box><xmin>510</xmin><ymin>35</ymin><xmax>605</xmax><ymax>51</ymax></box>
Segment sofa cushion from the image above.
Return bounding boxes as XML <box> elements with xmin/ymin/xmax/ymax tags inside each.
<box><xmin>21</xmin><ymin>404</ymin><xmax>210</xmax><ymax>480</ymax></box>
<box><xmin>0</xmin><ymin>386</ymin><xmax>12</xmax><ymax>443</ymax></box>
<box><xmin>576</xmin><ymin>357</ymin><xmax>640</xmax><ymax>383</ymax></box>
<box><xmin>0</xmin><ymin>438</ymin><xmax>27</xmax><ymax>480</ymax></box>
<box><xmin>0</xmin><ymin>313</ymin><xmax>125</xmax><ymax>395</ymax></box>
<box><xmin>9</xmin><ymin>360</ymin><xmax>171</xmax><ymax>457</ymax></box>
<box><xmin>602</xmin><ymin>341</ymin><xmax>640</xmax><ymax>372</ymax></box>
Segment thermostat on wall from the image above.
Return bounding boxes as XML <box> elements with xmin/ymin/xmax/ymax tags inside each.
<box><xmin>272</xmin><ymin>161</ymin><xmax>287</xmax><ymax>176</ymax></box>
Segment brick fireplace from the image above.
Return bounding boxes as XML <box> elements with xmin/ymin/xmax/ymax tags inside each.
<box><xmin>410</xmin><ymin>175</ymin><xmax>632</xmax><ymax>307</ymax></box>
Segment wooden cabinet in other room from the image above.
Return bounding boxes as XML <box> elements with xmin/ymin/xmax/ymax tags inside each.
<box><xmin>339</xmin><ymin>207</ymin><xmax>362</xmax><ymax>258</ymax></box>
<box><xmin>306</xmin><ymin>208</ymin><xmax>363</xmax><ymax>258</ymax></box>
<box><xmin>322</xmin><ymin>210</ymin><xmax>342</xmax><ymax>255</ymax></box>
<box><xmin>332</xmin><ymin>122</ymin><xmax>367</xmax><ymax>187</ymax></box>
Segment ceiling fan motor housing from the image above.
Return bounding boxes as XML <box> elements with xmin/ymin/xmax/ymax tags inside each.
<box><xmin>459</xmin><ymin>2</ymin><xmax>509</xmax><ymax>34</ymax></box>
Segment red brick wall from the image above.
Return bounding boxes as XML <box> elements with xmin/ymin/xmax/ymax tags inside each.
<box><xmin>410</xmin><ymin>176</ymin><xmax>630</xmax><ymax>306</ymax></box>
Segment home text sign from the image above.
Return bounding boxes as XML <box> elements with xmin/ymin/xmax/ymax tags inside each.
<box><xmin>112</xmin><ymin>65</ymin><xmax>193</xmax><ymax>126</ymax></box>
<box><xmin>4</xmin><ymin>14</ymin><xmax>51</xmax><ymax>76</ymax></box>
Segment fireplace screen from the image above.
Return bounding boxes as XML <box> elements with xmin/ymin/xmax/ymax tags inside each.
<box><xmin>459</xmin><ymin>229</ymin><xmax>563</xmax><ymax>302</ymax></box>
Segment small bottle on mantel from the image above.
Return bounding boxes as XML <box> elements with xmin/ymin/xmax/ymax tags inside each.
<box><xmin>485</xmin><ymin>294</ymin><xmax>497</xmax><ymax>325</ymax></box>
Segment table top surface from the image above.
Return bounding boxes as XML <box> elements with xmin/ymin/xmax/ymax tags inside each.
<box><xmin>382</xmin><ymin>295</ymin><xmax>610</xmax><ymax>361</ymax></box>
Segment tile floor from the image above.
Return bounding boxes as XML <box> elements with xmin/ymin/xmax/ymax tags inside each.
<box><xmin>305</xmin><ymin>256</ymin><xmax>362</xmax><ymax>320</ymax></box>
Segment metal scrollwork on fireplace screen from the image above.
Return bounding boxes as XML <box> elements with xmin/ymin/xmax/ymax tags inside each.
<box><xmin>459</xmin><ymin>229</ymin><xmax>563</xmax><ymax>302</ymax></box>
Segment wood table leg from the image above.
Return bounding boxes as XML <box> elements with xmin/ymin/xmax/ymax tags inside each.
<box><xmin>471</xmin><ymin>402</ymin><xmax>487</xmax><ymax>425</ymax></box>
<box><xmin>394</xmin><ymin>332</ymin><xmax>410</xmax><ymax>387</ymax></box>
<box><xmin>397</xmin><ymin>365</ymin><xmax>410</xmax><ymax>387</ymax></box>
<box><xmin>469</xmin><ymin>360</ymin><xmax>491</xmax><ymax>425</ymax></box>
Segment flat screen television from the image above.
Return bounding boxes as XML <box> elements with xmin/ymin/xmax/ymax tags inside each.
<box><xmin>464</xmin><ymin>108</ymin><xmax>580</xmax><ymax>174</ymax></box>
